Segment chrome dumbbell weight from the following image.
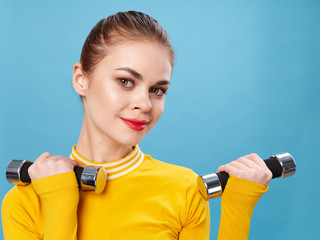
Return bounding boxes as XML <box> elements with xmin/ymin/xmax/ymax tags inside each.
<box><xmin>197</xmin><ymin>152</ymin><xmax>296</xmax><ymax>200</ymax></box>
<box><xmin>6</xmin><ymin>160</ymin><xmax>107</xmax><ymax>193</ymax></box>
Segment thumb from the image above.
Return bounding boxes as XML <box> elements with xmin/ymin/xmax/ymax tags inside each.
<box><xmin>67</xmin><ymin>158</ymin><xmax>83</xmax><ymax>168</ymax></box>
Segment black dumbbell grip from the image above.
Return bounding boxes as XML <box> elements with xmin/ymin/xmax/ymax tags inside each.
<box><xmin>19</xmin><ymin>162</ymin><xmax>83</xmax><ymax>189</ymax></box>
<box><xmin>20</xmin><ymin>161</ymin><xmax>33</xmax><ymax>182</ymax></box>
<box><xmin>216</xmin><ymin>156</ymin><xmax>282</xmax><ymax>192</ymax></box>
<box><xmin>74</xmin><ymin>167</ymin><xmax>84</xmax><ymax>189</ymax></box>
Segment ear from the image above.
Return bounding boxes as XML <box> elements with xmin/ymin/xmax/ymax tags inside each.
<box><xmin>72</xmin><ymin>62</ymin><xmax>89</xmax><ymax>97</ymax></box>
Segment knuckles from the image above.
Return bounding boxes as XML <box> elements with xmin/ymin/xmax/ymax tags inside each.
<box><xmin>34</xmin><ymin>154</ymin><xmax>73</xmax><ymax>169</ymax></box>
<box><xmin>237</xmin><ymin>157</ymin><xmax>246</xmax><ymax>162</ymax></box>
<box><xmin>264</xmin><ymin>168</ymin><xmax>273</xmax><ymax>179</ymax></box>
<box><xmin>29</xmin><ymin>153</ymin><xmax>75</xmax><ymax>180</ymax></box>
<box><xmin>248</xmin><ymin>153</ymin><xmax>259</xmax><ymax>158</ymax></box>
<box><xmin>224</xmin><ymin>154</ymin><xmax>272</xmax><ymax>186</ymax></box>
<box><xmin>219</xmin><ymin>153</ymin><xmax>272</xmax><ymax>186</ymax></box>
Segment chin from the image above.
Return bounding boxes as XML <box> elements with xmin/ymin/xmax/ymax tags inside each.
<box><xmin>118</xmin><ymin>134</ymin><xmax>145</xmax><ymax>147</ymax></box>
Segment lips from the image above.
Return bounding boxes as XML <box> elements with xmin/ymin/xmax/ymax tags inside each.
<box><xmin>120</xmin><ymin>117</ymin><xmax>149</xmax><ymax>131</ymax></box>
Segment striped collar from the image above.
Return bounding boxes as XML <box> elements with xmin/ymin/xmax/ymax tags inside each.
<box><xmin>70</xmin><ymin>145</ymin><xmax>145</xmax><ymax>180</ymax></box>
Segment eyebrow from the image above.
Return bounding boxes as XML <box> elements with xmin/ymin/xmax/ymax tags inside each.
<box><xmin>115</xmin><ymin>67</ymin><xmax>170</xmax><ymax>85</ymax></box>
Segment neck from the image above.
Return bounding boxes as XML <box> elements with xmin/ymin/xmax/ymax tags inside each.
<box><xmin>75</xmin><ymin>116</ymin><xmax>133</xmax><ymax>163</ymax></box>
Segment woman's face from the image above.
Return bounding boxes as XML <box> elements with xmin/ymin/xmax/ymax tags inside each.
<box><xmin>75</xmin><ymin>40</ymin><xmax>172</xmax><ymax>146</ymax></box>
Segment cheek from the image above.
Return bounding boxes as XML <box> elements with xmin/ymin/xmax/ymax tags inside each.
<box><xmin>87</xmin><ymin>81</ymin><xmax>126</xmax><ymax>120</ymax></box>
<box><xmin>93</xmin><ymin>81</ymin><xmax>124</xmax><ymax>106</ymax></box>
<box><xmin>99</xmin><ymin>81</ymin><xmax>119</xmax><ymax>102</ymax></box>
<box><xmin>152</xmin><ymin>100</ymin><xmax>165</xmax><ymax>122</ymax></box>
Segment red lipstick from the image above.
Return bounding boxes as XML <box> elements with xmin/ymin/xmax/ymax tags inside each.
<box><xmin>120</xmin><ymin>117</ymin><xmax>149</xmax><ymax>131</ymax></box>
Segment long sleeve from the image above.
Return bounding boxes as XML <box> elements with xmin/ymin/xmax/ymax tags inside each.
<box><xmin>2</xmin><ymin>186</ymin><xmax>42</xmax><ymax>240</ymax></box>
<box><xmin>2</xmin><ymin>172</ymin><xmax>79</xmax><ymax>240</ymax></box>
<box><xmin>218</xmin><ymin>175</ymin><xmax>268</xmax><ymax>240</ymax></box>
<box><xmin>179</xmin><ymin>171</ymin><xmax>210</xmax><ymax>240</ymax></box>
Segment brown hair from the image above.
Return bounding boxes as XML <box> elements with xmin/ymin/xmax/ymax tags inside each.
<box><xmin>80</xmin><ymin>10</ymin><xmax>174</xmax><ymax>75</ymax></box>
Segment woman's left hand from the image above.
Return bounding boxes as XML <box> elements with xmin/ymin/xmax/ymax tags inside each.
<box><xmin>217</xmin><ymin>153</ymin><xmax>272</xmax><ymax>187</ymax></box>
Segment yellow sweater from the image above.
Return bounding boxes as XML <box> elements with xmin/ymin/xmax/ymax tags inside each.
<box><xmin>1</xmin><ymin>145</ymin><xmax>267</xmax><ymax>239</ymax></box>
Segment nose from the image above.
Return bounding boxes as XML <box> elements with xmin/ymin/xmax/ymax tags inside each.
<box><xmin>132</xmin><ymin>90</ymin><xmax>152</xmax><ymax>112</ymax></box>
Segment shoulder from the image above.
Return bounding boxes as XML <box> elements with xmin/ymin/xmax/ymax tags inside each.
<box><xmin>142</xmin><ymin>154</ymin><xmax>199</xmax><ymax>189</ymax></box>
<box><xmin>144</xmin><ymin>153</ymin><xmax>196</xmax><ymax>176</ymax></box>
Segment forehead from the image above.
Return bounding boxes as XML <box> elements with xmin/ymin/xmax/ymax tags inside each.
<box><xmin>98</xmin><ymin>41</ymin><xmax>172</xmax><ymax>80</ymax></box>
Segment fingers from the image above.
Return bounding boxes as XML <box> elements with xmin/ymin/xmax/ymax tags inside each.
<box><xmin>67</xmin><ymin>158</ymin><xmax>82</xmax><ymax>168</ymax></box>
<box><xmin>243</xmin><ymin>153</ymin><xmax>268</xmax><ymax>170</ymax></box>
<box><xmin>29</xmin><ymin>153</ymin><xmax>81</xmax><ymax>181</ymax></box>
<box><xmin>218</xmin><ymin>160</ymin><xmax>247</xmax><ymax>173</ymax></box>
<box><xmin>217</xmin><ymin>161</ymin><xmax>254</xmax><ymax>180</ymax></box>
<box><xmin>237</xmin><ymin>156</ymin><xmax>264</xmax><ymax>171</ymax></box>
<box><xmin>242</xmin><ymin>154</ymin><xmax>272</xmax><ymax>180</ymax></box>
<box><xmin>217</xmin><ymin>163</ymin><xmax>238</xmax><ymax>175</ymax></box>
<box><xmin>217</xmin><ymin>153</ymin><xmax>272</xmax><ymax>187</ymax></box>
<box><xmin>35</xmin><ymin>152</ymin><xmax>53</xmax><ymax>162</ymax></box>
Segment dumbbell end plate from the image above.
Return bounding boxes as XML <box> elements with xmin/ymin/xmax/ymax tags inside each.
<box><xmin>197</xmin><ymin>173</ymin><xmax>222</xmax><ymax>200</ymax></box>
<box><xmin>81</xmin><ymin>166</ymin><xmax>107</xmax><ymax>193</ymax></box>
<box><xmin>273</xmin><ymin>153</ymin><xmax>296</xmax><ymax>178</ymax></box>
<box><xmin>6</xmin><ymin>160</ymin><xmax>31</xmax><ymax>185</ymax></box>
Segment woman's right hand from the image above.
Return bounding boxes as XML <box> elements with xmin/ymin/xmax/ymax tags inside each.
<box><xmin>28</xmin><ymin>152</ymin><xmax>81</xmax><ymax>181</ymax></box>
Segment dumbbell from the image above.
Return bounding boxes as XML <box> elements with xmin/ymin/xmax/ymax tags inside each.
<box><xmin>7</xmin><ymin>153</ymin><xmax>295</xmax><ymax>198</ymax></box>
<box><xmin>6</xmin><ymin>160</ymin><xmax>107</xmax><ymax>193</ymax></box>
<box><xmin>197</xmin><ymin>152</ymin><xmax>296</xmax><ymax>200</ymax></box>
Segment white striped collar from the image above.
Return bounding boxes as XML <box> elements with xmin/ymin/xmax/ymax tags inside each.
<box><xmin>70</xmin><ymin>145</ymin><xmax>145</xmax><ymax>180</ymax></box>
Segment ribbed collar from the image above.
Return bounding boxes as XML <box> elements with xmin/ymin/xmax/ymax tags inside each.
<box><xmin>69</xmin><ymin>145</ymin><xmax>145</xmax><ymax>180</ymax></box>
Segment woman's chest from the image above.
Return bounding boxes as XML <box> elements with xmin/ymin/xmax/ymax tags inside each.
<box><xmin>75</xmin><ymin>182</ymin><xmax>183</xmax><ymax>239</ymax></box>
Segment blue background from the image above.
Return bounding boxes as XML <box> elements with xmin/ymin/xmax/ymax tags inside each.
<box><xmin>0</xmin><ymin>0</ymin><xmax>319</xmax><ymax>239</ymax></box>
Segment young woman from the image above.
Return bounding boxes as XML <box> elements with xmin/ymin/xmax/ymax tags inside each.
<box><xmin>1</xmin><ymin>11</ymin><xmax>271</xmax><ymax>239</ymax></box>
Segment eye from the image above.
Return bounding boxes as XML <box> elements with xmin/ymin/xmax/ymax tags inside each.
<box><xmin>119</xmin><ymin>78</ymin><xmax>134</xmax><ymax>88</ymax></box>
<box><xmin>151</xmin><ymin>88</ymin><xmax>166</xmax><ymax>97</ymax></box>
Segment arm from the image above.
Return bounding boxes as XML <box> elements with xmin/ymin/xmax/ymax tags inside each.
<box><xmin>179</xmin><ymin>170</ymin><xmax>210</xmax><ymax>240</ymax></box>
<box><xmin>2</xmin><ymin>186</ymin><xmax>41</xmax><ymax>240</ymax></box>
<box><xmin>217</xmin><ymin>153</ymin><xmax>271</xmax><ymax>239</ymax></box>
<box><xmin>2</xmin><ymin>172</ymin><xmax>79</xmax><ymax>240</ymax></box>
<box><xmin>29</xmin><ymin>152</ymin><xmax>81</xmax><ymax>240</ymax></box>
<box><xmin>33</xmin><ymin>172</ymin><xmax>79</xmax><ymax>240</ymax></box>
<box><xmin>218</xmin><ymin>175</ymin><xmax>268</xmax><ymax>239</ymax></box>
<box><xmin>2</xmin><ymin>152</ymin><xmax>81</xmax><ymax>240</ymax></box>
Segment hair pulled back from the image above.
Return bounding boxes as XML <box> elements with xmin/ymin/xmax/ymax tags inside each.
<box><xmin>80</xmin><ymin>11</ymin><xmax>174</xmax><ymax>77</ymax></box>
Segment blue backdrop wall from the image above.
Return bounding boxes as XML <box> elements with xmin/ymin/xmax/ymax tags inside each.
<box><xmin>1</xmin><ymin>0</ymin><xmax>319</xmax><ymax>239</ymax></box>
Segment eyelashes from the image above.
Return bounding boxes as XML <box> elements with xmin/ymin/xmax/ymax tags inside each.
<box><xmin>119</xmin><ymin>78</ymin><xmax>134</xmax><ymax>88</ymax></box>
<box><xmin>117</xmin><ymin>78</ymin><xmax>168</xmax><ymax>97</ymax></box>
<box><xmin>151</xmin><ymin>87</ymin><xmax>167</xmax><ymax>97</ymax></box>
